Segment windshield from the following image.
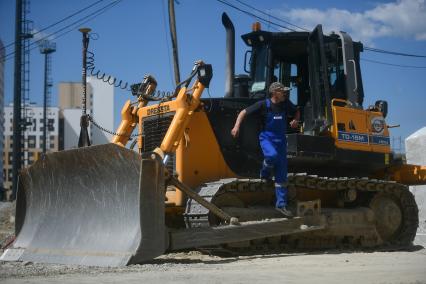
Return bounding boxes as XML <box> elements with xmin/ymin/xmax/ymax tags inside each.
<box><xmin>250</xmin><ymin>45</ymin><xmax>268</xmax><ymax>92</ymax></box>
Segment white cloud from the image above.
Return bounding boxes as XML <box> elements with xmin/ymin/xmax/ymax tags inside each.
<box><xmin>276</xmin><ymin>0</ymin><xmax>426</xmax><ymax>43</ymax></box>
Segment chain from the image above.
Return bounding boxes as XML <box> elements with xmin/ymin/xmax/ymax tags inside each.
<box><xmin>87</xmin><ymin>114</ymin><xmax>142</xmax><ymax>138</ymax></box>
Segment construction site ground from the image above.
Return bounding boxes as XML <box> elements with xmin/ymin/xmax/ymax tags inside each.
<box><xmin>1</xmin><ymin>201</ymin><xmax>426</xmax><ymax>284</ymax></box>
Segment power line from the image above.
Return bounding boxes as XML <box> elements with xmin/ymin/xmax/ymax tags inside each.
<box><xmin>364</xmin><ymin>47</ymin><xmax>426</xmax><ymax>58</ymax></box>
<box><xmin>215</xmin><ymin>0</ymin><xmax>297</xmax><ymax>32</ymax></box>
<box><xmin>4</xmin><ymin>0</ymin><xmax>120</xmax><ymax>61</ymax></box>
<box><xmin>4</xmin><ymin>0</ymin><xmax>121</xmax><ymax>62</ymax></box>
<box><xmin>46</xmin><ymin>1</ymin><xmax>121</xmax><ymax>44</ymax></box>
<box><xmin>361</xmin><ymin>58</ymin><xmax>426</xmax><ymax>69</ymax></box>
<box><xmin>215</xmin><ymin>0</ymin><xmax>426</xmax><ymax>61</ymax></box>
<box><xmin>0</xmin><ymin>0</ymin><xmax>107</xmax><ymax>52</ymax></box>
<box><xmin>232</xmin><ymin>0</ymin><xmax>309</xmax><ymax>31</ymax></box>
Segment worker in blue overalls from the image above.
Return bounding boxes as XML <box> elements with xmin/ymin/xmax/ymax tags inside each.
<box><xmin>231</xmin><ymin>82</ymin><xmax>300</xmax><ymax>217</ymax></box>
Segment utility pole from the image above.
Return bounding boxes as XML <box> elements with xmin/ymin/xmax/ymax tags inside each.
<box><xmin>168</xmin><ymin>0</ymin><xmax>180</xmax><ymax>85</ymax></box>
<box><xmin>78</xmin><ymin>28</ymin><xmax>91</xmax><ymax>148</ymax></box>
<box><xmin>12</xmin><ymin>0</ymin><xmax>23</xmax><ymax>199</ymax></box>
<box><xmin>39</xmin><ymin>40</ymin><xmax>56</xmax><ymax>154</ymax></box>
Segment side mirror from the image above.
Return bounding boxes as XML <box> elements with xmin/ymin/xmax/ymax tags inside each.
<box><xmin>244</xmin><ymin>50</ymin><xmax>252</xmax><ymax>73</ymax></box>
<box><xmin>375</xmin><ymin>100</ymin><xmax>388</xmax><ymax>118</ymax></box>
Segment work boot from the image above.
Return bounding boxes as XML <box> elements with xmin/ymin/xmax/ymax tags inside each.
<box><xmin>276</xmin><ymin>206</ymin><xmax>293</xmax><ymax>218</ymax></box>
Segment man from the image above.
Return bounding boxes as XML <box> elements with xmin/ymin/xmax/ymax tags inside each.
<box><xmin>231</xmin><ymin>82</ymin><xmax>300</xmax><ymax>217</ymax></box>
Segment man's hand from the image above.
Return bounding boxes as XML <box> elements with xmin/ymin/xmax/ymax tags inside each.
<box><xmin>231</xmin><ymin>126</ymin><xmax>240</xmax><ymax>138</ymax></box>
<box><xmin>231</xmin><ymin>109</ymin><xmax>247</xmax><ymax>138</ymax></box>
<box><xmin>290</xmin><ymin>109</ymin><xmax>301</xmax><ymax>129</ymax></box>
<box><xmin>290</xmin><ymin>119</ymin><xmax>299</xmax><ymax>129</ymax></box>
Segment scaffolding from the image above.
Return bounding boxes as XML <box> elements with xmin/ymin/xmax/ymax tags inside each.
<box><xmin>20</xmin><ymin>0</ymin><xmax>33</xmax><ymax>167</ymax></box>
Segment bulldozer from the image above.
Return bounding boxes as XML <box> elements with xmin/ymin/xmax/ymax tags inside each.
<box><xmin>2</xmin><ymin>13</ymin><xmax>426</xmax><ymax>267</ymax></box>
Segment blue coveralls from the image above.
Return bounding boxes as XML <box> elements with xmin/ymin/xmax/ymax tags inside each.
<box><xmin>259</xmin><ymin>99</ymin><xmax>288</xmax><ymax>208</ymax></box>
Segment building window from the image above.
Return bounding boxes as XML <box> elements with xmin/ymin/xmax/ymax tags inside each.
<box><xmin>8</xmin><ymin>153</ymin><xmax>13</xmax><ymax>163</ymax></box>
<box><xmin>39</xmin><ymin>118</ymin><xmax>44</xmax><ymax>132</ymax></box>
<box><xmin>48</xmin><ymin>119</ymin><xmax>54</xmax><ymax>131</ymax></box>
<box><xmin>50</xmin><ymin>143</ymin><xmax>55</xmax><ymax>149</ymax></box>
<box><xmin>33</xmin><ymin>119</ymin><xmax>37</xmax><ymax>131</ymax></box>
<box><xmin>8</xmin><ymin>170</ymin><xmax>13</xmax><ymax>181</ymax></box>
<box><xmin>23</xmin><ymin>117</ymin><xmax>32</xmax><ymax>131</ymax></box>
<box><xmin>28</xmin><ymin>135</ymin><xmax>36</xmax><ymax>148</ymax></box>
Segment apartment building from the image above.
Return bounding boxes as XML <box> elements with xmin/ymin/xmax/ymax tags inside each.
<box><xmin>3</xmin><ymin>104</ymin><xmax>59</xmax><ymax>196</ymax></box>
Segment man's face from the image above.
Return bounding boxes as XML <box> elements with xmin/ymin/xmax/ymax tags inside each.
<box><xmin>272</xmin><ymin>90</ymin><xmax>288</xmax><ymax>102</ymax></box>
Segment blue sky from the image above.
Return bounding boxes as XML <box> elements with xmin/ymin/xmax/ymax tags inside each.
<box><xmin>0</xmin><ymin>0</ymin><xmax>425</xmax><ymax>150</ymax></box>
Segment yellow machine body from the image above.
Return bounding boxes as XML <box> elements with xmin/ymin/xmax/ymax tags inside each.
<box><xmin>331</xmin><ymin>99</ymin><xmax>391</xmax><ymax>154</ymax></box>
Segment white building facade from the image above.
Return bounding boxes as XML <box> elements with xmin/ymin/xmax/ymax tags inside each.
<box><xmin>62</xmin><ymin>108</ymin><xmax>82</xmax><ymax>150</ymax></box>
<box><xmin>87</xmin><ymin>76</ymin><xmax>114</xmax><ymax>145</ymax></box>
<box><xmin>59</xmin><ymin>77</ymin><xmax>114</xmax><ymax>150</ymax></box>
<box><xmin>3</xmin><ymin>104</ymin><xmax>59</xmax><ymax>194</ymax></box>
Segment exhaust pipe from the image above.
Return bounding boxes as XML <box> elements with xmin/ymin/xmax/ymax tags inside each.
<box><xmin>222</xmin><ymin>12</ymin><xmax>235</xmax><ymax>98</ymax></box>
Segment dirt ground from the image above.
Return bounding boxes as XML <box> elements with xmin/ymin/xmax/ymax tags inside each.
<box><xmin>1</xmin><ymin>201</ymin><xmax>426</xmax><ymax>284</ymax></box>
<box><xmin>1</xmin><ymin>244</ymin><xmax>426</xmax><ymax>284</ymax></box>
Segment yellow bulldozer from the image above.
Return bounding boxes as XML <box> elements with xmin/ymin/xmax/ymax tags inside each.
<box><xmin>2</xmin><ymin>14</ymin><xmax>426</xmax><ymax>267</ymax></box>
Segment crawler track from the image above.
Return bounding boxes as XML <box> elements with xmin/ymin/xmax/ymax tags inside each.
<box><xmin>184</xmin><ymin>175</ymin><xmax>418</xmax><ymax>251</ymax></box>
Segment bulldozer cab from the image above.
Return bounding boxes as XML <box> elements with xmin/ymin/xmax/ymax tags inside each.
<box><xmin>240</xmin><ymin>24</ymin><xmax>365</xmax><ymax>134</ymax></box>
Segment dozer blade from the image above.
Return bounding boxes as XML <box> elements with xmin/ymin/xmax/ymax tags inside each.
<box><xmin>1</xmin><ymin>144</ymin><xmax>166</xmax><ymax>267</ymax></box>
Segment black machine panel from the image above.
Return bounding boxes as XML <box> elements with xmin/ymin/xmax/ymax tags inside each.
<box><xmin>203</xmin><ymin>97</ymin><xmax>263</xmax><ymax>177</ymax></box>
<box><xmin>202</xmin><ymin>98</ymin><xmax>389</xmax><ymax>179</ymax></box>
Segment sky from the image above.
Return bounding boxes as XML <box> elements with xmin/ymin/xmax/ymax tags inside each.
<box><xmin>0</xmin><ymin>0</ymin><xmax>425</xmax><ymax>151</ymax></box>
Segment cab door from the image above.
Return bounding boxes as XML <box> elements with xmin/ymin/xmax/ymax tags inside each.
<box><xmin>306</xmin><ymin>25</ymin><xmax>332</xmax><ymax>134</ymax></box>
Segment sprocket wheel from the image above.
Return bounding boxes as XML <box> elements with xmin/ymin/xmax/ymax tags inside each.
<box><xmin>369</xmin><ymin>185</ymin><xmax>418</xmax><ymax>246</ymax></box>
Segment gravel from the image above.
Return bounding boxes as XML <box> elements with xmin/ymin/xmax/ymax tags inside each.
<box><xmin>0</xmin><ymin>202</ymin><xmax>15</xmax><ymax>250</ymax></box>
<box><xmin>0</xmin><ymin>251</ymin><xmax>225</xmax><ymax>279</ymax></box>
